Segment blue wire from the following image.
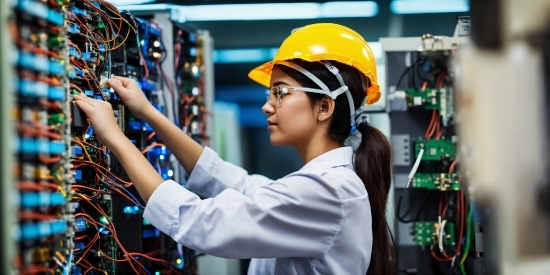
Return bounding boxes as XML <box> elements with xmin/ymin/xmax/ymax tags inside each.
<box><xmin>141</xmin><ymin>266</ymin><xmax>152</xmax><ymax>275</ymax></box>
<box><xmin>118</xmin><ymin>186</ymin><xmax>145</xmax><ymax>209</ymax></box>
<box><xmin>133</xmin><ymin>255</ymin><xmax>153</xmax><ymax>275</ymax></box>
<box><xmin>62</xmin><ymin>250</ymin><xmax>74</xmax><ymax>275</ymax></box>
<box><xmin>104</xmin><ymin>178</ymin><xmax>145</xmax><ymax>209</ymax></box>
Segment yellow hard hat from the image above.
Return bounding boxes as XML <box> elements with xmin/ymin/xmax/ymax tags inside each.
<box><xmin>248</xmin><ymin>23</ymin><xmax>380</xmax><ymax>105</ymax></box>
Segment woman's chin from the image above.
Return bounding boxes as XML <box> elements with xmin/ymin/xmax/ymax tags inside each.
<box><xmin>269</xmin><ymin>135</ymin><xmax>288</xmax><ymax>146</ymax></box>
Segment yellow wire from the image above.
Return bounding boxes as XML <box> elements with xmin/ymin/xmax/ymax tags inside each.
<box><xmin>55</xmin><ymin>251</ymin><xmax>67</xmax><ymax>263</ymax></box>
<box><xmin>107</xmin><ymin>21</ymin><xmax>131</xmax><ymax>51</ymax></box>
<box><xmin>121</xmin><ymin>16</ymin><xmax>137</xmax><ymax>33</ymax></box>
<box><xmin>57</xmin><ymin>185</ymin><xmax>67</xmax><ymax>197</ymax></box>
<box><xmin>72</xmin><ymin>139</ymin><xmax>93</xmax><ymax>162</ymax></box>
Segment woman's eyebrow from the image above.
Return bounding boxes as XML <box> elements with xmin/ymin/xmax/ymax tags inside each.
<box><xmin>272</xmin><ymin>81</ymin><xmax>290</xmax><ymax>87</ymax></box>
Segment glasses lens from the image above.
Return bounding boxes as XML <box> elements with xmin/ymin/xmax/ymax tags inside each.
<box><xmin>267</xmin><ymin>87</ymin><xmax>281</xmax><ymax>106</ymax></box>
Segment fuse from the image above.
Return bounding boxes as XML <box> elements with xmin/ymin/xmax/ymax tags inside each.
<box><xmin>72</xmin><ymin>145</ymin><xmax>83</xmax><ymax>157</ymax></box>
<box><xmin>35</xmin><ymin>166</ymin><xmax>49</xmax><ymax>180</ymax></box>
<box><xmin>74</xmin><ymin>170</ymin><xmax>82</xmax><ymax>181</ymax></box>
<box><xmin>74</xmin><ymin>218</ymin><xmax>86</xmax><ymax>231</ymax></box>
<box><xmin>48</xmin><ymin>86</ymin><xmax>65</xmax><ymax>101</ymax></box>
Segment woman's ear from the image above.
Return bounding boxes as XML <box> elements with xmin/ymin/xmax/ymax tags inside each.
<box><xmin>317</xmin><ymin>95</ymin><xmax>335</xmax><ymax>122</ymax></box>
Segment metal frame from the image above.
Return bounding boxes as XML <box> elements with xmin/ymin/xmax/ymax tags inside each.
<box><xmin>197</xmin><ymin>29</ymin><xmax>215</xmax><ymax>151</ymax></box>
<box><xmin>0</xmin><ymin>0</ymin><xmax>16</xmax><ymax>273</ymax></box>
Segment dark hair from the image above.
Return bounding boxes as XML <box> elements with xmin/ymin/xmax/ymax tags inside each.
<box><xmin>276</xmin><ymin>60</ymin><xmax>394</xmax><ymax>275</ymax></box>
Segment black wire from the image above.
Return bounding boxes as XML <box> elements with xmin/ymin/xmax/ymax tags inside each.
<box><xmin>395</xmin><ymin>59</ymin><xmax>422</xmax><ymax>91</ymax></box>
<box><xmin>396</xmin><ymin>188</ymin><xmax>415</xmax><ymax>222</ymax></box>
<box><xmin>396</xmin><ymin>188</ymin><xmax>433</xmax><ymax>223</ymax></box>
<box><xmin>409</xmin><ymin>62</ymin><xmax>419</xmax><ymax>91</ymax></box>
<box><xmin>395</xmin><ymin>66</ymin><xmax>413</xmax><ymax>92</ymax></box>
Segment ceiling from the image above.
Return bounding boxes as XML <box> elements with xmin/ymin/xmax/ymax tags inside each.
<box><xmin>137</xmin><ymin>0</ymin><xmax>469</xmax><ymax>85</ymax></box>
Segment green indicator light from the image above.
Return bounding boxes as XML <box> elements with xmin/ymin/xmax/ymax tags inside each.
<box><xmin>99</xmin><ymin>216</ymin><xmax>109</xmax><ymax>225</ymax></box>
<box><xmin>49</xmin><ymin>36</ymin><xmax>64</xmax><ymax>47</ymax></box>
<box><xmin>49</xmin><ymin>113</ymin><xmax>64</xmax><ymax>125</ymax></box>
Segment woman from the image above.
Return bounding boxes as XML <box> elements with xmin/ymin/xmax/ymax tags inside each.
<box><xmin>75</xmin><ymin>23</ymin><xmax>393</xmax><ymax>275</ymax></box>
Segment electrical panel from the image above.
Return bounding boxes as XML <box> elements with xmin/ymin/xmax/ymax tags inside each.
<box><xmin>2</xmin><ymin>1</ymin><xmax>212</xmax><ymax>274</ymax></box>
<box><xmin>7</xmin><ymin>0</ymin><xmax>72</xmax><ymax>274</ymax></box>
<box><xmin>175</xmin><ymin>26</ymin><xmax>209</xmax><ymax>146</ymax></box>
<box><xmin>383</xmin><ymin>35</ymin><xmax>481</xmax><ymax>274</ymax></box>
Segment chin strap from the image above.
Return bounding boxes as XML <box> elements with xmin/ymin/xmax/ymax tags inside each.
<box><xmin>279</xmin><ymin>60</ymin><xmax>367</xmax><ymax>133</ymax></box>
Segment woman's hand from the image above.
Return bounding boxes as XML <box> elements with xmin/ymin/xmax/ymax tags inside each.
<box><xmin>73</xmin><ymin>93</ymin><xmax>125</xmax><ymax>146</ymax></box>
<box><xmin>75</xmin><ymin>93</ymin><xmax>165</xmax><ymax>203</ymax></box>
<box><xmin>107</xmin><ymin>76</ymin><xmax>155</xmax><ymax>119</ymax></box>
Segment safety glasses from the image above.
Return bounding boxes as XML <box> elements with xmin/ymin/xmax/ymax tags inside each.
<box><xmin>265</xmin><ymin>86</ymin><xmax>302</xmax><ymax>107</ymax></box>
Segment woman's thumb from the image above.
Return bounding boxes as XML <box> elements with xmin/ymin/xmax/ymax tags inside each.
<box><xmin>107</xmin><ymin>78</ymin><xmax>124</xmax><ymax>90</ymax></box>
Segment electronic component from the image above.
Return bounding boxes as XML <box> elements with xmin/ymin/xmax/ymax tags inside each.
<box><xmin>5</xmin><ymin>1</ymin><xmax>207</xmax><ymax>273</ymax></box>
<box><xmin>175</xmin><ymin>26</ymin><xmax>209</xmax><ymax>145</ymax></box>
<box><xmin>407</xmin><ymin>87</ymin><xmax>454</xmax><ymax>125</ymax></box>
<box><xmin>414</xmin><ymin>221</ymin><xmax>456</xmax><ymax>246</ymax></box>
<box><xmin>413</xmin><ymin>173</ymin><xmax>460</xmax><ymax>191</ymax></box>
<box><xmin>414</xmin><ymin>138</ymin><xmax>456</xmax><ymax>161</ymax></box>
<box><xmin>386</xmin><ymin>34</ymin><xmax>474</xmax><ymax>274</ymax></box>
<box><xmin>71</xmin><ymin>101</ymin><xmax>88</xmax><ymax>128</ymax></box>
<box><xmin>7</xmin><ymin>0</ymin><xmax>74</xmax><ymax>273</ymax></box>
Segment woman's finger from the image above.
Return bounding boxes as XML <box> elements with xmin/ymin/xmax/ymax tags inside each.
<box><xmin>74</xmin><ymin>100</ymin><xmax>95</xmax><ymax>115</ymax></box>
<box><xmin>74</xmin><ymin>93</ymin><xmax>90</xmax><ymax>102</ymax></box>
<box><xmin>111</xmin><ymin>76</ymin><xmax>140</xmax><ymax>90</ymax></box>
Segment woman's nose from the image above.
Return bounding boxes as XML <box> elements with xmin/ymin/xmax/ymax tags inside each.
<box><xmin>262</xmin><ymin>101</ymin><xmax>275</xmax><ymax>115</ymax></box>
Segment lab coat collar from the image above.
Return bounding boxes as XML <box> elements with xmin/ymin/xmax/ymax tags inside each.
<box><xmin>300</xmin><ymin>146</ymin><xmax>354</xmax><ymax>171</ymax></box>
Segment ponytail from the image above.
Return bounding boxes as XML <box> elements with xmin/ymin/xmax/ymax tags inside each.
<box><xmin>355</xmin><ymin>123</ymin><xmax>393</xmax><ymax>275</ymax></box>
<box><xmin>277</xmin><ymin>60</ymin><xmax>394</xmax><ymax>274</ymax></box>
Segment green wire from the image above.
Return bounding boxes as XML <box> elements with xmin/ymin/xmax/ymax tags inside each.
<box><xmin>459</xmin><ymin>201</ymin><xmax>474</xmax><ymax>275</ymax></box>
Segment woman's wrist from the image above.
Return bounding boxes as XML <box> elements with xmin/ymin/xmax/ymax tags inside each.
<box><xmin>140</xmin><ymin>104</ymin><xmax>161</xmax><ymax>124</ymax></box>
<box><xmin>102</xmin><ymin>130</ymin><xmax>129</xmax><ymax>151</ymax></box>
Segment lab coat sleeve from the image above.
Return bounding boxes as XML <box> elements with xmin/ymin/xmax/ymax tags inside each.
<box><xmin>143</xmin><ymin>174</ymin><xmax>342</xmax><ymax>259</ymax></box>
<box><xmin>185</xmin><ymin>146</ymin><xmax>273</xmax><ymax>198</ymax></box>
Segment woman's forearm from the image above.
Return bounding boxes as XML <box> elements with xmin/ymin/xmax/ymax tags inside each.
<box><xmin>105</xmin><ymin>132</ymin><xmax>164</xmax><ymax>203</ymax></box>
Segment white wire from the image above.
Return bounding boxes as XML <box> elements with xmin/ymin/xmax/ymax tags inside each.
<box><xmin>52</xmin><ymin>256</ymin><xmax>65</xmax><ymax>269</ymax></box>
<box><xmin>439</xmin><ymin>219</ymin><xmax>447</xmax><ymax>252</ymax></box>
<box><xmin>407</xmin><ymin>147</ymin><xmax>424</xmax><ymax>188</ymax></box>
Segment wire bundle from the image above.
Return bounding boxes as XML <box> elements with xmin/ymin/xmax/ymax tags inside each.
<box><xmin>66</xmin><ymin>1</ymin><xmax>182</xmax><ymax>274</ymax></box>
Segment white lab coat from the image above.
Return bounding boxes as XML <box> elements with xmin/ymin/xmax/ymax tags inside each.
<box><xmin>143</xmin><ymin>146</ymin><xmax>372</xmax><ymax>275</ymax></box>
